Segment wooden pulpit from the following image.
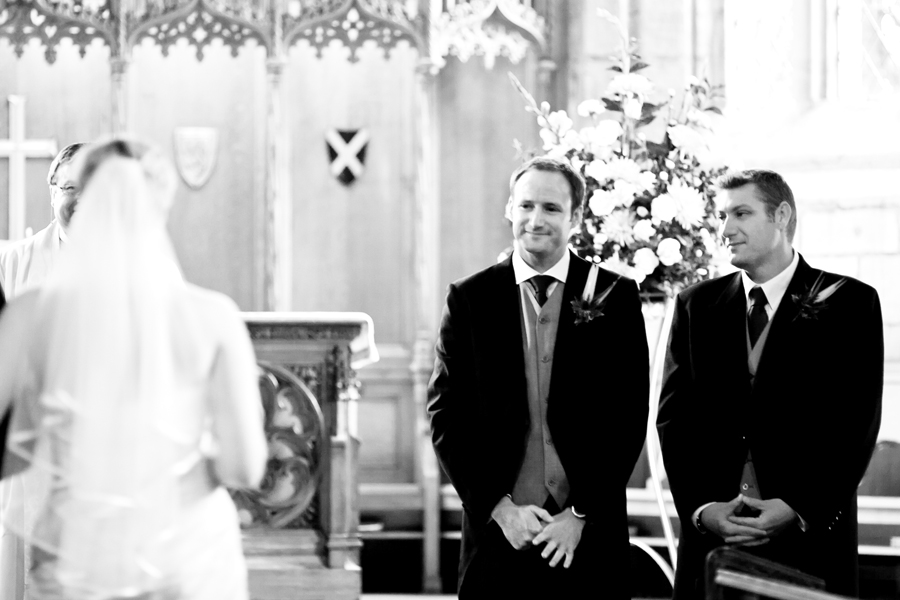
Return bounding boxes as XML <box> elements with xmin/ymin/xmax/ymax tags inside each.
<box><xmin>235</xmin><ymin>312</ymin><xmax>377</xmax><ymax>600</ymax></box>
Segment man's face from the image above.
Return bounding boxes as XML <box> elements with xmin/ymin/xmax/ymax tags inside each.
<box><xmin>719</xmin><ymin>183</ymin><xmax>787</xmax><ymax>274</ymax></box>
<box><xmin>507</xmin><ymin>169</ymin><xmax>581</xmax><ymax>267</ymax></box>
<box><xmin>50</xmin><ymin>161</ymin><xmax>80</xmax><ymax>230</ymax></box>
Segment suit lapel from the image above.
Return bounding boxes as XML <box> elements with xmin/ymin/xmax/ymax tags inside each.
<box><xmin>752</xmin><ymin>256</ymin><xmax>816</xmax><ymax>397</ymax></box>
<box><xmin>493</xmin><ymin>258</ymin><xmax>528</xmax><ymax>404</ymax></box>
<box><xmin>716</xmin><ymin>273</ymin><xmax>752</xmax><ymax>399</ymax></box>
<box><xmin>547</xmin><ymin>256</ymin><xmax>589</xmax><ymax>404</ymax></box>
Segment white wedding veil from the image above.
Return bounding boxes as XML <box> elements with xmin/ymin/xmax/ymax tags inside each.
<box><xmin>4</xmin><ymin>139</ymin><xmax>199</xmax><ymax>598</ymax></box>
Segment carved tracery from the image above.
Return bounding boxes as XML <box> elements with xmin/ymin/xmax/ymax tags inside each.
<box><xmin>0</xmin><ymin>0</ymin><xmax>546</xmax><ymax>66</ymax></box>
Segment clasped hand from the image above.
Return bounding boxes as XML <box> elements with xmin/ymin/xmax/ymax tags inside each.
<box><xmin>492</xmin><ymin>498</ymin><xmax>584</xmax><ymax>568</ymax></box>
<box><xmin>700</xmin><ymin>494</ymin><xmax>797</xmax><ymax>546</ymax></box>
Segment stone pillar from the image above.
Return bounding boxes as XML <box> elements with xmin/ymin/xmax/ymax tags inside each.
<box><xmin>412</xmin><ymin>51</ymin><xmax>442</xmax><ymax>592</ymax></box>
<box><xmin>265</xmin><ymin>56</ymin><xmax>292</xmax><ymax>311</ymax></box>
<box><xmin>110</xmin><ymin>58</ymin><xmax>130</xmax><ymax>135</ymax></box>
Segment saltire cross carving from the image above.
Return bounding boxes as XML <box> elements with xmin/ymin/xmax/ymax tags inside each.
<box><xmin>326</xmin><ymin>129</ymin><xmax>369</xmax><ymax>186</ymax></box>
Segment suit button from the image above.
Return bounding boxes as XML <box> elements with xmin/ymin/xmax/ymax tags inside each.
<box><xmin>741</xmin><ymin>483</ymin><xmax>749</xmax><ymax>491</ymax></box>
<box><xmin>541</xmin><ymin>356</ymin><xmax>551</xmax><ymax>363</ymax></box>
<box><xmin>548</xmin><ymin>480</ymin><xmax>556</xmax><ymax>486</ymax></box>
<box><xmin>539</xmin><ymin>316</ymin><xmax>549</xmax><ymax>324</ymax></box>
<box><xmin>545</xmin><ymin>439</ymin><xmax>552</xmax><ymax>446</ymax></box>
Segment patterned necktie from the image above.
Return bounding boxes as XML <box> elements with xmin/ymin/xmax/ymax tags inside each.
<box><xmin>528</xmin><ymin>275</ymin><xmax>555</xmax><ymax>307</ymax></box>
<box><xmin>747</xmin><ymin>286</ymin><xmax>769</xmax><ymax>348</ymax></box>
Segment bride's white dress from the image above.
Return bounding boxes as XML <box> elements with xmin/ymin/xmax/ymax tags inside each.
<box><xmin>17</xmin><ymin>387</ymin><xmax>250</xmax><ymax>600</ymax></box>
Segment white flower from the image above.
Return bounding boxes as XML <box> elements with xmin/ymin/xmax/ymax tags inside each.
<box><xmin>588</xmin><ymin>189</ymin><xmax>617</xmax><ymax>217</ymax></box>
<box><xmin>657</xmin><ymin>238</ymin><xmax>683</xmax><ymax>266</ymax></box>
<box><xmin>539</xmin><ymin>128</ymin><xmax>558</xmax><ymax>150</ymax></box>
<box><xmin>611</xmin><ymin>180</ymin><xmax>638</xmax><ymax>207</ymax></box>
<box><xmin>546</xmin><ymin>110</ymin><xmax>573</xmax><ymax>135</ymax></box>
<box><xmin>577</xmin><ymin>99</ymin><xmax>604</xmax><ymax>117</ymax></box>
<box><xmin>607</xmin><ymin>73</ymin><xmax>653</xmax><ymax>97</ymax></box>
<box><xmin>581</xmin><ymin>120</ymin><xmax>623</xmax><ymax>150</ymax></box>
<box><xmin>636</xmin><ymin>206</ymin><xmax>649</xmax><ymax>218</ymax></box>
<box><xmin>668</xmin><ymin>179</ymin><xmax>707</xmax><ymax>228</ymax></box>
<box><xmin>668</xmin><ymin>124</ymin><xmax>707</xmax><ymax>156</ymax></box>
<box><xmin>561</xmin><ymin>129</ymin><xmax>584</xmax><ymax>151</ymax></box>
<box><xmin>633</xmin><ymin>247</ymin><xmax>660</xmax><ymax>275</ymax></box>
<box><xmin>602</xmin><ymin>251</ymin><xmax>645</xmax><ymax>284</ymax></box>
<box><xmin>600</xmin><ymin>209</ymin><xmax>635</xmax><ymax>246</ymax></box>
<box><xmin>633</xmin><ymin>219</ymin><xmax>656</xmax><ymax>241</ymax></box>
<box><xmin>651</xmin><ymin>193</ymin><xmax>678</xmax><ymax>223</ymax></box>
<box><xmin>623</xmin><ymin>97</ymin><xmax>643</xmax><ymax>120</ymax></box>
<box><xmin>585</xmin><ymin>157</ymin><xmax>653</xmax><ymax>192</ymax></box>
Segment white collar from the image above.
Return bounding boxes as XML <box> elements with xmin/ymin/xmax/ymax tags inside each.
<box><xmin>56</xmin><ymin>221</ymin><xmax>68</xmax><ymax>245</ymax></box>
<box><xmin>512</xmin><ymin>247</ymin><xmax>570</xmax><ymax>285</ymax></box>
<box><xmin>740</xmin><ymin>250</ymin><xmax>800</xmax><ymax>314</ymax></box>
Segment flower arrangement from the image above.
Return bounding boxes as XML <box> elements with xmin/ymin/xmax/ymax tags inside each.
<box><xmin>511</xmin><ymin>10</ymin><xmax>731</xmax><ymax>298</ymax></box>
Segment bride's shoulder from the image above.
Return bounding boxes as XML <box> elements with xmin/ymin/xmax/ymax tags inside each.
<box><xmin>182</xmin><ymin>284</ymin><xmax>242</xmax><ymax>321</ymax></box>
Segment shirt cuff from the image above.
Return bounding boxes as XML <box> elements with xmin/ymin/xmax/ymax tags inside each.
<box><xmin>693</xmin><ymin>502</ymin><xmax>716</xmax><ymax>532</ymax></box>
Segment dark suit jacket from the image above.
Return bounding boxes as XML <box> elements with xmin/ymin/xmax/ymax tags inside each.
<box><xmin>427</xmin><ymin>254</ymin><xmax>649</xmax><ymax>597</ymax></box>
<box><xmin>658</xmin><ymin>255</ymin><xmax>883</xmax><ymax>598</ymax></box>
<box><xmin>0</xmin><ymin>282</ymin><xmax>7</xmax><ymax>473</ymax></box>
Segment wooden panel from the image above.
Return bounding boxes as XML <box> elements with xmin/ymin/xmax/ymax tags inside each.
<box><xmin>0</xmin><ymin>39</ymin><xmax>112</xmax><ymax>237</ymax></box>
<box><xmin>286</xmin><ymin>42</ymin><xmax>418</xmax><ymax>347</ymax></box>
<box><xmin>357</xmin><ymin>343</ymin><xmax>415</xmax><ymax>484</ymax></box>
<box><xmin>437</xmin><ymin>54</ymin><xmax>541</xmax><ymax>293</ymax></box>
<box><xmin>129</xmin><ymin>42</ymin><xmax>267</xmax><ymax>311</ymax></box>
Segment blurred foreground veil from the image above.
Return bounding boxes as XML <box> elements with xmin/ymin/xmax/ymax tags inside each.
<box><xmin>1</xmin><ymin>140</ymin><xmax>218</xmax><ymax>599</ymax></box>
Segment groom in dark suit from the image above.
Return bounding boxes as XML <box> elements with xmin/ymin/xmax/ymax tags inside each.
<box><xmin>428</xmin><ymin>157</ymin><xmax>649</xmax><ymax>598</ymax></box>
<box><xmin>658</xmin><ymin>169</ymin><xmax>883</xmax><ymax>599</ymax></box>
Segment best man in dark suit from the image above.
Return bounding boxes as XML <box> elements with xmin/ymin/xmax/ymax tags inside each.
<box><xmin>428</xmin><ymin>157</ymin><xmax>649</xmax><ymax>598</ymax></box>
<box><xmin>658</xmin><ymin>169</ymin><xmax>883</xmax><ymax>598</ymax></box>
<box><xmin>0</xmin><ymin>282</ymin><xmax>6</xmax><ymax>468</ymax></box>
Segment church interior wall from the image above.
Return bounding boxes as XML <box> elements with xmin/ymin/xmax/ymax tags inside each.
<box><xmin>437</xmin><ymin>54</ymin><xmax>541</xmax><ymax>288</ymax></box>
<box><xmin>129</xmin><ymin>40</ymin><xmax>268</xmax><ymax>312</ymax></box>
<box><xmin>284</xmin><ymin>40</ymin><xmax>420</xmax><ymax>484</ymax></box>
<box><xmin>0</xmin><ymin>38</ymin><xmax>111</xmax><ymax>237</ymax></box>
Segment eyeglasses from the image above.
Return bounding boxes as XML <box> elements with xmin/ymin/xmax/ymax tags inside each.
<box><xmin>51</xmin><ymin>183</ymin><xmax>80</xmax><ymax>196</ymax></box>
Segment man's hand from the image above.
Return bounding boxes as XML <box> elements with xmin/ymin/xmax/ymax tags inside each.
<box><xmin>700</xmin><ymin>495</ymin><xmax>769</xmax><ymax>545</ymax></box>
<box><xmin>531</xmin><ymin>508</ymin><xmax>585</xmax><ymax>568</ymax></box>
<box><xmin>728</xmin><ymin>495</ymin><xmax>797</xmax><ymax>539</ymax></box>
<box><xmin>491</xmin><ymin>496</ymin><xmax>553</xmax><ymax>550</ymax></box>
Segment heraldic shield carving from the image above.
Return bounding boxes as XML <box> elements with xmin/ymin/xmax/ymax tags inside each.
<box><xmin>326</xmin><ymin>128</ymin><xmax>369</xmax><ymax>186</ymax></box>
<box><xmin>173</xmin><ymin>127</ymin><xmax>219</xmax><ymax>190</ymax></box>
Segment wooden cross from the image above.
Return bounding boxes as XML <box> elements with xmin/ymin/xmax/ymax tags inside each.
<box><xmin>0</xmin><ymin>96</ymin><xmax>57</xmax><ymax>241</ymax></box>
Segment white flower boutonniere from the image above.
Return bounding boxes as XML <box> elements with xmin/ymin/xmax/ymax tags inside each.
<box><xmin>571</xmin><ymin>265</ymin><xmax>618</xmax><ymax>325</ymax></box>
<box><xmin>791</xmin><ymin>272</ymin><xmax>846</xmax><ymax>321</ymax></box>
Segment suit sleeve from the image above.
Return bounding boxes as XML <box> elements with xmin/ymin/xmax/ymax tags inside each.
<box><xmin>657</xmin><ymin>292</ymin><xmax>710</xmax><ymax>522</ymax></box>
<box><xmin>782</xmin><ymin>286</ymin><xmax>883</xmax><ymax>530</ymax></box>
<box><xmin>427</xmin><ymin>283</ymin><xmax>503</xmax><ymax>524</ymax></box>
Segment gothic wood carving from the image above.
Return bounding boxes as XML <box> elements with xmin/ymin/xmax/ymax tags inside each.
<box><xmin>230</xmin><ymin>361</ymin><xmax>326</xmax><ymax>530</ymax></box>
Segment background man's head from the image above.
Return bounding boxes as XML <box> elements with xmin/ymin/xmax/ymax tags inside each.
<box><xmin>506</xmin><ymin>156</ymin><xmax>585</xmax><ymax>269</ymax></box>
<box><xmin>717</xmin><ymin>169</ymin><xmax>796</xmax><ymax>277</ymax></box>
<box><xmin>47</xmin><ymin>142</ymin><xmax>86</xmax><ymax>230</ymax></box>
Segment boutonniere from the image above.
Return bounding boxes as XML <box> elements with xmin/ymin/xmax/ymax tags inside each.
<box><xmin>791</xmin><ymin>272</ymin><xmax>846</xmax><ymax>321</ymax></box>
<box><xmin>571</xmin><ymin>265</ymin><xmax>617</xmax><ymax>325</ymax></box>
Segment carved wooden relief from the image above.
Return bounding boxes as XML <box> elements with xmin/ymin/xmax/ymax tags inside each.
<box><xmin>231</xmin><ymin>362</ymin><xmax>326</xmax><ymax>529</ymax></box>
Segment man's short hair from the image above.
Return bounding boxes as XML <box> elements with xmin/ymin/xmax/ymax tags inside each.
<box><xmin>717</xmin><ymin>169</ymin><xmax>797</xmax><ymax>241</ymax></box>
<box><xmin>47</xmin><ymin>142</ymin><xmax>86</xmax><ymax>185</ymax></box>
<box><xmin>509</xmin><ymin>156</ymin><xmax>586</xmax><ymax>214</ymax></box>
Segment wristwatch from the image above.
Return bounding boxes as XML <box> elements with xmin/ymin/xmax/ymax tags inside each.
<box><xmin>570</xmin><ymin>506</ymin><xmax>587</xmax><ymax>519</ymax></box>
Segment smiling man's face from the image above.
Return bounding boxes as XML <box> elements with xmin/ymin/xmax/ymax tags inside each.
<box><xmin>507</xmin><ymin>168</ymin><xmax>582</xmax><ymax>271</ymax></box>
<box><xmin>719</xmin><ymin>183</ymin><xmax>789</xmax><ymax>278</ymax></box>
